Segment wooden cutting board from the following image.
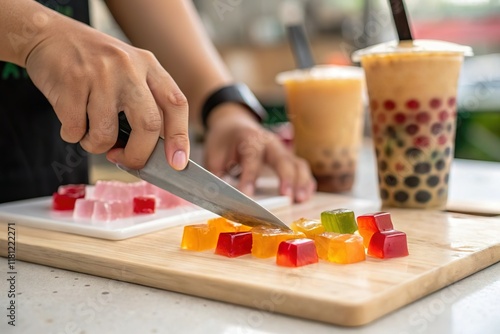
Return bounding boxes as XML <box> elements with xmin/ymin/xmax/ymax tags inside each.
<box><xmin>1</xmin><ymin>193</ymin><xmax>499</xmax><ymax>326</ymax></box>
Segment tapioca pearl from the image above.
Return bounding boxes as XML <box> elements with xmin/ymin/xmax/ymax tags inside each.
<box><xmin>404</xmin><ymin>176</ymin><xmax>420</xmax><ymax>188</ymax></box>
<box><xmin>431</xmin><ymin>151</ymin><xmax>439</xmax><ymax>159</ymax></box>
<box><xmin>384</xmin><ymin>100</ymin><xmax>396</xmax><ymax>111</ymax></box>
<box><xmin>396</xmin><ymin>140</ymin><xmax>405</xmax><ymax>148</ymax></box>
<box><xmin>430</xmin><ymin>98</ymin><xmax>442</xmax><ymax>109</ymax></box>
<box><xmin>405</xmin><ymin>147</ymin><xmax>424</xmax><ymax>160</ymax></box>
<box><xmin>431</xmin><ymin>123</ymin><xmax>443</xmax><ymax>135</ymax></box>
<box><xmin>380</xmin><ymin>188</ymin><xmax>389</xmax><ymax>200</ymax></box>
<box><xmin>394</xmin><ymin>191</ymin><xmax>409</xmax><ymax>203</ymax></box>
<box><xmin>375</xmin><ymin>148</ymin><xmax>380</xmax><ymax>157</ymax></box>
<box><xmin>438</xmin><ymin>135</ymin><xmax>447</xmax><ymax>145</ymax></box>
<box><xmin>377</xmin><ymin>113</ymin><xmax>387</xmax><ymax>123</ymax></box>
<box><xmin>406</xmin><ymin>124</ymin><xmax>419</xmax><ymax>135</ymax></box>
<box><xmin>315</xmin><ymin>161</ymin><xmax>325</xmax><ymax>171</ymax></box>
<box><xmin>332</xmin><ymin>161</ymin><xmax>342</xmax><ymax>170</ymax></box>
<box><xmin>394</xmin><ymin>113</ymin><xmax>406</xmax><ymax>124</ymax></box>
<box><xmin>414</xmin><ymin>162</ymin><xmax>431</xmax><ymax>174</ymax></box>
<box><xmin>435</xmin><ymin>159</ymin><xmax>446</xmax><ymax>171</ymax></box>
<box><xmin>426</xmin><ymin>175</ymin><xmax>440</xmax><ymax>187</ymax></box>
<box><xmin>439</xmin><ymin>110</ymin><xmax>449</xmax><ymax>122</ymax></box>
<box><xmin>444</xmin><ymin>147</ymin><xmax>452</xmax><ymax>157</ymax></box>
<box><xmin>415</xmin><ymin>191</ymin><xmax>432</xmax><ymax>203</ymax></box>
<box><xmin>444</xmin><ymin>173</ymin><xmax>450</xmax><ymax>184</ymax></box>
<box><xmin>373</xmin><ymin>124</ymin><xmax>380</xmax><ymax>135</ymax></box>
<box><xmin>448</xmin><ymin>97</ymin><xmax>456</xmax><ymax>107</ymax></box>
<box><xmin>446</xmin><ymin>123</ymin><xmax>453</xmax><ymax>133</ymax></box>
<box><xmin>437</xmin><ymin>188</ymin><xmax>446</xmax><ymax>197</ymax></box>
<box><xmin>379</xmin><ymin>160</ymin><xmax>388</xmax><ymax>172</ymax></box>
<box><xmin>376</xmin><ymin>137</ymin><xmax>384</xmax><ymax>144</ymax></box>
<box><xmin>386</xmin><ymin>126</ymin><xmax>397</xmax><ymax>138</ymax></box>
<box><xmin>395</xmin><ymin>162</ymin><xmax>406</xmax><ymax>172</ymax></box>
<box><xmin>385</xmin><ymin>175</ymin><xmax>398</xmax><ymax>187</ymax></box>
<box><xmin>416</xmin><ymin>112</ymin><xmax>431</xmax><ymax>124</ymax></box>
<box><xmin>384</xmin><ymin>146</ymin><xmax>394</xmax><ymax>157</ymax></box>
<box><xmin>414</xmin><ymin>136</ymin><xmax>430</xmax><ymax>148</ymax></box>
<box><xmin>406</xmin><ymin>99</ymin><xmax>420</xmax><ymax>110</ymax></box>
<box><xmin>340</xmin><ymin>173</ymin><xmax>354</xmax><ymax>185</ymax></box>
<box><xmin>371</xmin><ymin>99</ymin><xmax>379</xmax><ymax>112</ymax></box>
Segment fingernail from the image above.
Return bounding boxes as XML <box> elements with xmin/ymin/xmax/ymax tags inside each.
<box><xmin>172</xmin><ymin>150</ymin><xmax>187</xmax><ymax>170</ymax></box>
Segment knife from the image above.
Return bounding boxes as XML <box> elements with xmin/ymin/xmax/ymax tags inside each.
<box><xmin>113</xmin><ymin>112</ymin><xmax>291</xmax><ymax>230</ymax></box>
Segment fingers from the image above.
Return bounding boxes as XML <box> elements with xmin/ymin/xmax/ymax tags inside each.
<box><xmin>148</xmin><ymin>64</ymin><xmax>190</xmax><ymax>171</ymax></box>
<box><xmin>237</xmin><ymin>134</ymin><xmax>266</xmax><ymax>196</ymax></box>
<box><xmin>53</xmin><ymin>91</ymin><xmax>88</xmax><ymax>144</ymax></box>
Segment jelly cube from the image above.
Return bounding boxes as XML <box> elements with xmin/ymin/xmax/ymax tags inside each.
<box><xmin>52</xmin><ymin>192</ymin><xmax>79</xmax><ymax>211</ymax></box>
<box><xmin>133</xmin><ymin>196</ymin><xmax>156</xmax><ymax>214</ymax></box>
<box><xmin>276</xmin><ymin>239</ymin><xmax>318</xmax><ymax>267</ymax></box>
<box><xmin>215</xmin><ymin>232</ymin><xmax>253</xmax><ymax>257</ymax></box>
<box><xmin>320</xmin><ymin>209</ymin><xmax>358</xmax><ymax>234</ymax></box>
<box><xmin>58</xmin><ymin>184</ymin><xmax>86</xmax><ymax>198</ymax></box>
<box><xmin>208</xmin><ymin>217</ymin><xmax>252</xmax><ymax>235</ymax></box>
<box><xmin>73</xmin><ymin>199</ymin><xmax>96</xmax><ymax>220</ymax></box>
<box><xmin>290</xmin><ymin>218</ymin><xmax>325</xmax><ymax>238</ymax></box>
<box><xmin>147</xmin><ymin>183</ymin><xmax>188</xmax><ymax>209</ymax></box>
<box><xmin>368</xmin><ymin>230</ymin><xmax>409</xmax><ymax>259</ymax></box>
<box><xmin>92</xmin><ymin>200</ymin><xmax>132</xmax><ymax>221</ymax></box>
<box><xmin>181</xmin><ymin>224</ymin><xmax>218</xmax><ymax>251</ymax></box>
<box><xmin>357</xmin><ymin>212</ymin><xmax>394</xmax><ymax>248</ymax></box>
<box><xmin>251</xmin><ymin>227</ymin><xmax>305</xmax><ymax>258</ymax></box>
<box><xmin>315</xmin><ymin>233</ymin><xmax>365</xmax><ymax>264</ymax></box>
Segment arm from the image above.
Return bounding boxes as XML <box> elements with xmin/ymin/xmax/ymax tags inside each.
<box><xmin>0</xmin><ymin>0</ymin><xmax>190</xmax><ymax>171</ymax></box>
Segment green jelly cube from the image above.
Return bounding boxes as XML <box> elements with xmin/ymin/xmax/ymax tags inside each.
<box><xmin>320</xmin><ymin>209</ymin><xmax>358</xmax><ymax>234</ymax></box>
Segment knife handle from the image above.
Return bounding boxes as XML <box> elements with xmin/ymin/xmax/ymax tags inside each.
<box><xmin>115</xmin><ymin>111</ymin><xmax>131</xmax><ymax>148</ymax></box>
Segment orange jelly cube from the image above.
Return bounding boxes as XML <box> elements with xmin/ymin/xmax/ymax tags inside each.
<box><xmin>315</xmin><ymin>232</ymin><xmax>365</xmax><ymax>264</ymax></box>
<box><xmin>251</xmin><ymin>227</ymin><xmax>305</xmax><ymax>258</ymax></box>
<box><xmin>207</xmin><ymin>217</ymin><xmax>252</xmax><ymax>234</ymax></box>
<box><xmin>181</xmin><ymin>224</ymin><xmax>218</xmax><ymax>251</ymax></box>
<box><xmin>290</xmin><ymin>218</ymin><xmax>325</xmax><ymax>238</ymax></box>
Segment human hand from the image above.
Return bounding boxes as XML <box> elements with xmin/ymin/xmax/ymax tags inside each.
<box><xmin>203</xmin><ymin>103</ymin><xmax>316</xmax><ymax>203</ymax></box>
<box><xmin>25</xmin><ymin>15</ymin><xmax>189</xmax><ymax>170</ymax></box>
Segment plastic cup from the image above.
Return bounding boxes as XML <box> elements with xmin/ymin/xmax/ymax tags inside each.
<box><xmin>352</xmin><ymin>39</ymin><xmax>473</xmax><ymax>209</ymax></box>
<box><xmin>276</xmin><ymin>65</ymin><xmax>365</xmax><ymax>193</ymax></box>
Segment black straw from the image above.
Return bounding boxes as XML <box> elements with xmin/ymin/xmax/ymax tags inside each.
<box><xmin>286</xmin><ymin>24</ymin><xmax>315</xmax><ymax>69</ymax></box>
<box><xmin>388</xmin><ymin>0</ymin><xmax>413</xmax><ymax>41</ymax></box>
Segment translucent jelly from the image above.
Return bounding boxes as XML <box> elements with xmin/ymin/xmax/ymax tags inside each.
<box><xmin>251</xmin><ymin>227</ymin><xmax>305</xmax><ymax>259</ymax></box>
<box><xmin>320</xmin><ymin>209</ymin><xmax>358</xmax><ymax>234</ymax></box>
<box><xmin>276</xmin><ymin>239</ymin><xmax>318</xmax><ymax>267</ymax></box>
<box><xmin>290</xmin><ymin>218</ymin><xmax>325</xmax><ymax>238</ymax></box>
<box><xmin>368</xmin><ymin>230</ymin><xmax>409</xmax><ymax>259</ymax></box>
<box><xmin>133</xmin><ymin>196</ymin><xmax>156</xmax><ymax>214</ymax></box>
<box><xmin>315</xmin><ymin>233</ymin><xmax>365</xmax><ymax>264</ymax></box>
<box><xmin>181</xmin><ymin>224</ymin><xmax>218</xmax><ymax>251</ymax></box>
<box><xmin>215</xmin><ymin>232</ymin><xmax>253</xmax><ymax>258</ymax></box>
<box><xmin>356</xmin><ymin>212</ymin><xmax>394</xmax><ymax>248</ymax></box>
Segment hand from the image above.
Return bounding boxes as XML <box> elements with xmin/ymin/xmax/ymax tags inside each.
<box><xmin>25</xmin><ymin>14</ymin><xmax>189</xmax><ymax>170</ymax></box>
<box><xmin>203</xmin><ymin>103</ymin><xmax>316</xmax><ymax>203</ymax></box>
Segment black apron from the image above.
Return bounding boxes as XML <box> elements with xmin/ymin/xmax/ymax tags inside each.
<box><xmin>0</xmin><ymin>0</ymin><xmax>90</xmax><ymax>203</ymax></box>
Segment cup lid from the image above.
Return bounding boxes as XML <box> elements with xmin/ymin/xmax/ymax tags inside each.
<box><xmin>351</xmin><ymin>39</ymin><xmax>474</xmax><ymax>62</ymax></box>
<box><xmin>276</xmin><ymin>65</ymin><xmax>364</xmax><ymax>84</ymax></box>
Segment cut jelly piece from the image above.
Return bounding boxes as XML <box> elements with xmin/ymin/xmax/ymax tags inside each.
<box><xmin>207</xmin><ymin>217</ymin><xmax>252</xmax><ymax>235</ymax></box>
<box><xmin>52</xmin><ymin>192</ymin><xmax>79</xmax><ymax>211</ymax></box>
<box><xmin>290</xmin><ymin>218</ymin><xmax>325</xmax><ymax>238</ymax></box>
<box><xmin>320</xmin><ymin>209</ymin><xmax>358</xmax><ymax>234</ymax></box>
<box><xmin>215</xmin><ymin>232</ymin><xmax>253</xmax><ymax>257</ymax></box>
<box><xmin>58</xmin><ymin>184</ymin><xmax>86</xmax><ymax>198</ymax></box>
<box><xmin>147</xmin><ymin>183</ymin><xmax>189</xmax><ymax>209</ymax></box>
<box><xmin>92</xmin><ymin>200</ymin><xmax>132</xmax><ymax>221</ymax></box>
<box><xmin>133</xmin><ymin>196</ymin><xmax>156</xmax><ymax>214</ymax></box>
<box><xmin>276</xmin><ymin>239</ymin><xmax>318</xmax><ymax>267</ymax></box>
<box><xmin>368</xmin><ymin>230</ymin><xmax>409</xmax><ymax>259</ymax></box>
<box><xmin>181</xmin><ymin>224</ymin><xmax>218</xmax><ymax>251</ymax></box>
<box><xmin>73</xmin><ymin>199</ymin><xmax>97</xmax><ymax>220</ymax></box>
<box><xmin>356</xmin><ymin>212</ymin><xmax>394</xmax><ymax>248</ymax></box>
<box><xmin>315</xmin><ymin>233</ymin><xmax>365</xmax><ymax>264</ymax></box>
<box><xmin>251</xmin><ymin>227</ymin><xmax>305</xmax><ymax>259</ymax></box>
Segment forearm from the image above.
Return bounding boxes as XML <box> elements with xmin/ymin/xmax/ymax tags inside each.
<box><xmin>105</xmin><ymin>0</ymin><xmax>233</xmax><ymax>125</ymax></box>
<box><xmin>0</xmin><ymin>0</ymin><xmax>60</xmax><ymax>66</ymax></box>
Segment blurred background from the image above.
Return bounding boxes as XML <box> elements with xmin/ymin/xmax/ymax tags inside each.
<box><xmin>90</xmin><ymin>0</ymin><xmax>500</xmax><ymax>162</ymax></box>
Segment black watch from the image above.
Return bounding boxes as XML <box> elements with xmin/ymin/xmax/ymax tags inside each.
<box><xmin>201</xmin><ymin>83</ymin><xmax>268</xmax><ymax>129</ymax></box>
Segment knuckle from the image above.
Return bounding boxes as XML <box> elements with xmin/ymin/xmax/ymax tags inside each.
<box><xmin>89</xmin><ymin>127</ymin><xmax>116</xmax><ymax>147</ymax></box>
<box><xmin>61</xmin><ymin>125</ymin><xmax>86</xmax><ymax>143</ymax></box>
<box><xmin>140</xmin><ymin>112</ymin><xmax>162</xmax><ymax>133</ymax></box>
<box><xmin>123</xmin><ymin>156</ymin><xmax>146</xmax><ymax>170</ymax></box>
<box><xmin>167</xmin><ymin>90</ymin><xmax>188</xmax><ymax>108</ymax></box>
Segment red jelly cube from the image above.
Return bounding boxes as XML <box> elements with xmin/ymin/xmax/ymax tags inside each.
<box><xmin>276</xmin><ymin>239</ymin><xmax>318</xmax><ymax>267</ymax></box>
<box><xmin>133</xmin><ymin>196</ymin><xmax>156</xmax><ymax>214</ymax></box>
<box><xmin>357</xmin><ymin>212</ymin><xmax>394</xmax><ymax>248</ymax></box>
<box><xmin>215</xmin><ymin>232</ymin><xmax>253</xmax><ymax>258</ymax></box>
<box><xmin>52</xmin><ymin>192</ymin><xmax>78</xmax><ymax>211</ymax></box>
<box><xmin>58</xmin><ymin>184</ymin><xmax>86</xmax><ymax>198</ymax></box>
<box><xmin>368</xmin><ymin>230</ymin><xmax>409</xmax><ymax>259</ymax></box>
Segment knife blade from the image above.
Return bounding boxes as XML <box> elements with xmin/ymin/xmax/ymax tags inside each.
<box><xmin>114</xmin><ymin>112</ymin><xmax>290</xmax><ymax>230</ymax></box>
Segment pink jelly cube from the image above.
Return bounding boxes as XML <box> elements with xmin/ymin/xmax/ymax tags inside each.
<box><xmin>129</xmin><ymin>181</ymin><xmax>149</xmax><ymax>198</ymax></box>
<box><xmin>94</xmin><ymin>181</ymin><xmax>131</xmax><ymax>202</ymax></box>
<box><xmin>92</xmin><ymin>200</ymin><xmax>132</xmax><ymax>221</ymax></box>
<box><xmin>147</xmin><ymin>183</ymin><xmax>188</xmax><ymax>209</ymax></box>
<box><xmin>133</xmin><ymin>196</ymin><xmax>156</xmax><ymax>214</ymax></box>
<box><xmin>73</xmin><ymin>199</ymin><xmax>96</xmax><ymax>220</ymax></box>
<box><xmin>58</xmin><ymin>184</ymin><xmax>86</xmax><ymax>198</ymax></box>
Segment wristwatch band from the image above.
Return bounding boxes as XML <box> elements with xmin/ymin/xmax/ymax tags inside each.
<box><xmin>201</xmin><ymin>83</ymin><xmax>267</xmax><ymax>129</ymax></box>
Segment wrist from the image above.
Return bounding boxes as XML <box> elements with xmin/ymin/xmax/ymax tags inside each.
<box><xmin>206</xmin><ymin>102</ymin><xmax>261</xmax><ymax>130</ymax></box>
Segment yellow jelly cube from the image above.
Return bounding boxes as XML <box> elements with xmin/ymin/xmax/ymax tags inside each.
<box><xmin>290</xmin><ymin>218</ymin><xmax>325</xmax><ymax>238</ymax></box>
<box><xmin>251</xmin><ymin>227</ymin><xmax>305</xmax><ymax>258</ymax></box>
<box><xmin>181</xmin><ymin>224</ymin><xmax>218</xmax><ymax>251</ymax></box>
<box><xmin>207</xmin><ymin>217</ymin><xmax>252</xmax><ymax>234</ymax></box>
<box><xmin>315</xmin><ymin>232</ymin><xmax>365</xmax><ymax>264</ymax></box>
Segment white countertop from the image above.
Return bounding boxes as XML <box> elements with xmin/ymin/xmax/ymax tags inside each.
<box><xmin>2</xmin><ymin>143</ymin><xmax>499</xmax><ymax>334</ymax></box>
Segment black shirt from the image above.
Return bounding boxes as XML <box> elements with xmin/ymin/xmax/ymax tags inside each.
<box><xmin>0</xmin><ymin>0</ymin><xmax>90</xmax><ymax>203</ymax></box>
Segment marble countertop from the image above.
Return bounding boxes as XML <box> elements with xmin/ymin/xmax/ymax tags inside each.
<box><xmin>2</xmin><ymin>142</ymin><xmax>499</xmax><ymax>334</ymax></box>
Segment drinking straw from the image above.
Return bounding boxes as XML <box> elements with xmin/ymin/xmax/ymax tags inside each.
<box><xmin>286</xmin><ymin>24</ymin><xmax>315</xmax><ymax>69</ymax></box>
<box><xmin>388</xmin><ymin>0</ymin><xmax>413</xmax><ymax>41</ymax></box>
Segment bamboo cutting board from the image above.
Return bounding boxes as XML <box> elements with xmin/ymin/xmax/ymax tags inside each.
<box><xmin>1</xmin><ymin>193</ymin><xmax>499</xmax><ymax>326</ymax></box>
